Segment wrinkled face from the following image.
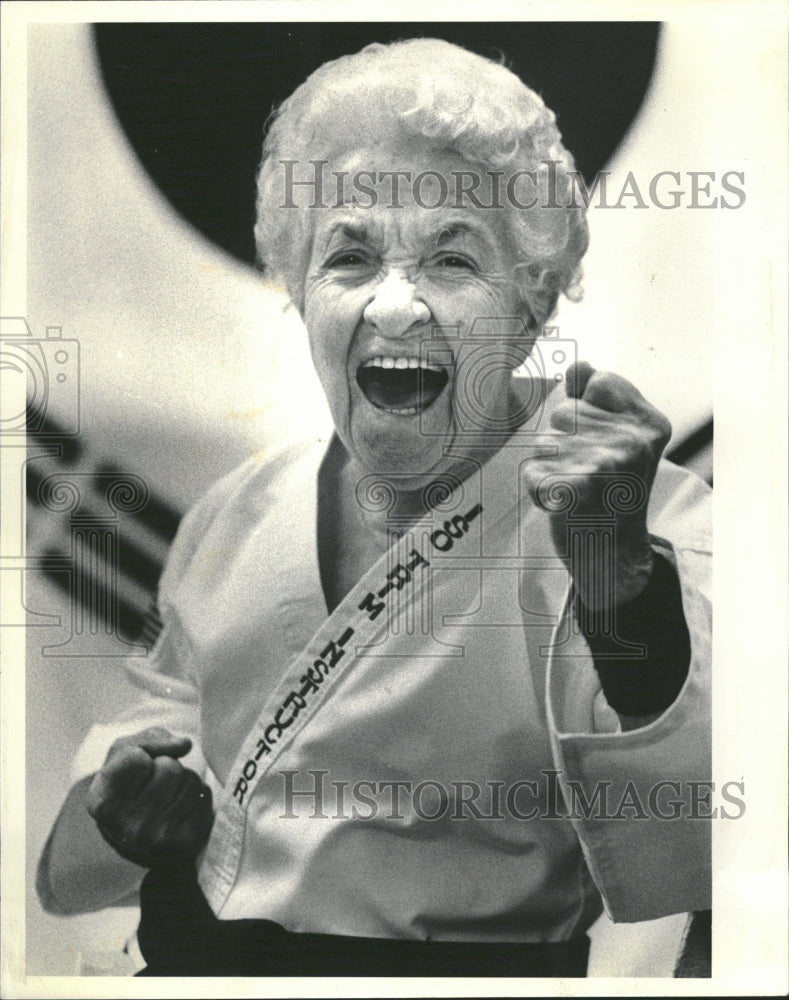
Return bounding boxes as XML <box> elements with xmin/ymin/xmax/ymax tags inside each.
<box><xmin>302</xmin><ymin>137</ymin><xmax>533</xmax><ymax>484</ymax></box>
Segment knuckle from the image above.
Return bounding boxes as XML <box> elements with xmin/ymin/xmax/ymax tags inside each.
<box><xmin>639</xmin><ymin>401</ymin><xmax>671</xmax><ymax>437</ymax></box>
<box><xmin>655</xmin><ymin>413</ymin><xmax>672</xmax><ymax>443</ymax></box>
<box><xmin>85</xmin><ymin>793</ymin><xmax>106</xmax><ymax>822</ymax></box>
<box><xmin>153</xmin><ymin>755</ymin><xmax>183</xmax><ymax>779</ymax></box>
<box><xmin>588</xmin><ymin>369</ymin><xmax>616</xmax><ymax>395</ymax></box>
<box><xmin>122</xmin><ymin>815</ymin><xmax>145</xmax><ymax>848</ymax></box>
<box><xmin>107</xmin><ymin>735</ymin><xmax>131</xmax><ymax>757</ymax></box>
<box><xmin>589</xmin><ymin>445</ymin><xmax>617</xmax><ymax>472</ymax></box>
<box><xmin>108</xmin><ymin>745</ymin><xmax>148</xmax><ymax>771</ymax></box>
<box><xmin>88</xmin><ymin>781</ymin><xmax>135</xmax><ymax>830</ymax></box>
<box><xmin>591</xmin><ymin>369</ymin><xmax>614</xmax><ymax>388</ymax></box>
<box><xmin>149</xmin><ymin>763</ymin><xmax>187</xmax><ymax>805</ymax></box>
<box><xmin>637</xmin><ymin>426</ymin><xmax>665</xmax><ymax>460</ymax></box>
<box><xmin>610</xmin><ymin>371</ymin><xmax>640</xmax><ymax>398</ymax></box>
<box><xmin>549</xmin><ymin>401</ymin><xmax>574</xmax><ymax>426</ymax></box>
<box><xmin>617</xmin><ymin>437</ymin><xmax>642</xmax><ymax>463</ymax></box>
<box><xmin>85</xmin><ymin>773</ymin><xmax>104</xmax><ymax>811</ymax></box>
<box><xmin>89</xmin><ymin>798</ymin><xmax>118</xmax><ymax>829</ymax></box>
<box><xmin>137</xmin><ymin>725</ymin><xmax>172</xmax><ymax>742</ymax></box>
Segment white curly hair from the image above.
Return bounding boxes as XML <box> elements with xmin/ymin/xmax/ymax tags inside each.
<box><xmin>255</xmin><ymin>38</ymin><xmax>589</xmax><ymax>328</ymax></box>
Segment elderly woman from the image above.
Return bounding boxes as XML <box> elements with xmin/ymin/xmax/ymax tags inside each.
<box><xmin>39</xmin><ymin>39</ymin><xmax>711</xmax><ymax>977</ymax></box>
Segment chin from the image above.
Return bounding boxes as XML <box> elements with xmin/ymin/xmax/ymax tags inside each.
<box><xmin>352</xmin><ymin>435</ymin><xmax>450</xmax><ymax>485</ymax></box>
<box><xmin>341</xmin><ymin>388</ymin><xmax>450</xmax><ymax>477</ymax></box>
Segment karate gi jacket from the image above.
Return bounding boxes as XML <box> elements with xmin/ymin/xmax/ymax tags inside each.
<box><xmin>67</xmin><ymin>387</ymin><xmax>712</xmax><ymax>942</ymax></box>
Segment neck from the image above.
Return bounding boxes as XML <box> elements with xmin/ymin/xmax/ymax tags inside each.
<box><xmin>330</xmin><ymin>376</ymin><xmax>553</xmax><ymax>540</ymax></box>
<box><xmin>340</xmin><ymin>455</ymin><xmax>432</xmax><ymax>545</ymax></box>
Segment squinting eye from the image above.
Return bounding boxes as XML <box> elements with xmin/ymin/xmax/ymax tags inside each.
<box><xmin>325</xmin><ymin>251</ymin><xmax>371</xmax><ymax>269</ymax></box>
<box><xmin>433</xmin><ymin>254</ymin><xmax>476</xmax><ymax>271</ymax></box>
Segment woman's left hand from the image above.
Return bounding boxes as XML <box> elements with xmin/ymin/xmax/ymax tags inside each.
<box><xmin>523</xmin><ymin>361</ymin><xmax>673</xmax><ymax>609</ymax></box>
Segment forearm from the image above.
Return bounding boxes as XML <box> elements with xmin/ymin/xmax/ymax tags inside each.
<box><xmin>38</xmin><ymin>775</ymin><xmax>145</xmax><ymax>915</ymax></box>
<box><xmin>575</xmin><ymin>551</ymin><xmax>691</xmax><ymax>730</ymax></box>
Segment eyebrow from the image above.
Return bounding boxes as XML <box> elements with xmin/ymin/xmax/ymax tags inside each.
<box><xmin>321</xmin><ymin>217</ymin><xmax>490</xmax><ymax>250</ymax></box>
<box><xmin>324</xmin><ymin>220</ymin><xmax>371</xmax><ymax>244</ymax></box>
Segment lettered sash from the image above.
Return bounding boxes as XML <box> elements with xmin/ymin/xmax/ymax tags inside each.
<box><xmin>198</xmin><ymin>478</ymin><xmax>486</xmax><ymax>912</ymax></box>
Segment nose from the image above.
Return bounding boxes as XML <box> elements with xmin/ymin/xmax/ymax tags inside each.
<box><xmin>363</xmin><ymin>271</ymin><xmax>431</xmax><ymax>339</ymax></box>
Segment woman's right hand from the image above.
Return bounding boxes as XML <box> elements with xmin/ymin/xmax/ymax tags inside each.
<box><xmin>85</xmin><ymin>726</ymin><xmax>214</xmax><ymax>869</ymax></box>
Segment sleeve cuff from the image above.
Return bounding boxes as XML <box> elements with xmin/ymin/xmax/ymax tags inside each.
<box><xmin>545</xmin><ymin>536</ymin><xmax>712</xmax><ymax>921</ymax></box>
<box><xmin>576</xmin><ymin>551</ymin><xmax>692</xmax><ymax>717</ymax></box>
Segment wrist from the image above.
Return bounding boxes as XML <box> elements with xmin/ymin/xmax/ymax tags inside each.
<box><xmin>613</xmin><ymin>542</ymin><xmax>656</xmax><ymax>607</ymax></box>
<box><xmin>573</xmin><ymin>541</ymin><xmax>655</xmax><ymax>611</ymax></box>
<box><xmin>577</xmin><ymin>551</ymin><xmax>692</xmax><ymax>718</ymax></box>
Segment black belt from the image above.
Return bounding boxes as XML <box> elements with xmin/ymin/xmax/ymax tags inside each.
<box><xmin>136</xmin><ymin>865</ymin><xmax>589</xmax><ymax>977</ymax></box>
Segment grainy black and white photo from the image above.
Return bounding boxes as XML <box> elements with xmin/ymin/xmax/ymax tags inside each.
<box><xmin>2</xmin><ymin>3</ymin><xmax>786</xmax><ymax>995</ymax></box>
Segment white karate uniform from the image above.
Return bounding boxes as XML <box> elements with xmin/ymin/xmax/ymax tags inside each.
<box><xmin>67</xmin><ymin>382</ymin><xmax>712</xmax><ymax>941</ymax></box>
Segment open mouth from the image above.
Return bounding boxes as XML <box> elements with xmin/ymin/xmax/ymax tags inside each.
<box><xmin>356</xmin><ymin>357</ymin><xmax>449</xmax><ymax>416</ymax></box>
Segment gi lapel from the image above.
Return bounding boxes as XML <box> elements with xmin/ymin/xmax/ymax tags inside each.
<box><xmin>200</xmin><ymin>380</ymin><xmax>566</xmax><ymax>912</ymax></box>
<box><xmin>199</xmin><ymin>466</ymin><xmax>486</xmax><ymax>911</ymax></box>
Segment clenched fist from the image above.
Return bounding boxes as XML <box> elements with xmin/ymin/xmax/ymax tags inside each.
<box><xmin>86</xmin><ymin>727</ymin><xmax>214</xmax><ymax>869</ymax></box>
<box><xmin>524</xmin><ymin>360</ymin><xmax>672</xmax><ymax>609</ymax></box>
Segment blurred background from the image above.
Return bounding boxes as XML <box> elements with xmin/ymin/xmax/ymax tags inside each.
<box><xmin>17</xmin><ymin>20</ymin><xmax>719</xmax><ymax>976</ymax></box>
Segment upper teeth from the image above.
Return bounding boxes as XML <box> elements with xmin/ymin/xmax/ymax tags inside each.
<box><xmin>362</xmin><ymin>357</ymin><xmax>444</xmax><ymax>371</ymax></box>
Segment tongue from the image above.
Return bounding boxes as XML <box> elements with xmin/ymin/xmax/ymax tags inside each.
<box><xmin>357</xmin><ymin>367</ymin><xmax>448</xmax><ymax>411</ymax></box>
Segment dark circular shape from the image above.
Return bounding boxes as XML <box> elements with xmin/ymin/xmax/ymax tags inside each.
<box><xmin>94</xmin><ymin>22</ymin><xmax>660</xmax><ymax>266</ymax></box>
